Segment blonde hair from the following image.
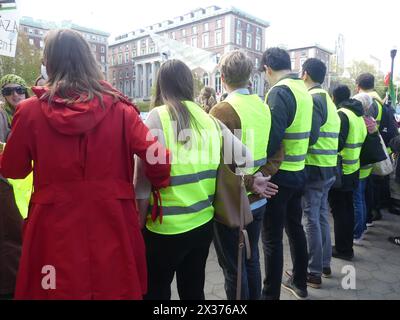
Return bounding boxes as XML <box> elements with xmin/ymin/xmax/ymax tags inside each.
<box><xmin>219</xmin><ymin>50</ymin><xmax>253</xmax><ymax>89</ymax></box>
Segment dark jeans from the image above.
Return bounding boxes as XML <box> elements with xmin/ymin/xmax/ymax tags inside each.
<box><xmin>261</xmin><ymin>186</ymin><xmax>308</xmax><ymax>300</ymax></box>
<box><xmin>329</xmin><ymin>189</ymin><xmax>355</xmax><ymax>256</ymax></box>
<box><xmin>213</xmin><ymin>205</ymin><xmax>265</xmax><ymax>300</ymax></box>
<box><xmin>370</xmin><ymin>174</ymin><xmax>391</xmax><ymax>211</ymax></box>
<box><xmin>143</xmin><ymin>220</ymin><xmax>213</xmax><ymax>300</ymax></box>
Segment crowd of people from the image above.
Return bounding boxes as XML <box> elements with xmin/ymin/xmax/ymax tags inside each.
<box><xmin>0</xmin><ymin>28</ymin><xmax>399</xmax><ymax>301</ymax></box>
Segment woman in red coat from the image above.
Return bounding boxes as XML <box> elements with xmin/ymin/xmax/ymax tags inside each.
<box><xmin>0</xmin><ymin>29</ymin><xmax>171</xmax><ymax>300</ymax></box>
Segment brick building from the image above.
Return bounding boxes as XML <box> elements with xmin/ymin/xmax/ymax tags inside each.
<box><xmin>288</xmin><ymin>45</ymin><xmax>333</xmax><ymax>88</ymax></box>
<box><xmin>19</xmin><ymin>16</ymin><xmax>110</xmax><ymax>78</ymax></box>
<box><xmin>108</xmin><ymin>6</ymin><xmax>270</xmax><ymax>101</ymax></box>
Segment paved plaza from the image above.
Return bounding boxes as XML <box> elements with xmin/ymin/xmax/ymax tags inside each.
<box><xmin>171</xmin><ymin>211</ymin><xmax>400</xmax><ymax>300</ymax></box>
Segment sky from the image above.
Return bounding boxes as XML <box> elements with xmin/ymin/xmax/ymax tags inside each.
<box><xmin>16</xmin><ymin>0</ymin><xmax>400</xmax><ymax>75</ymax></box>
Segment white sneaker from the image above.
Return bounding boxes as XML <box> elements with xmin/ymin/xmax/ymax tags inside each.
<box><xmin>366</xmin><ymin>222</ymin><xmax>374</xmax><ymax>227</ymax></box>
<box><xmin>353</xmin><ymin>238</ymin><xmax>363</xmax><ymax>246</ymax></box>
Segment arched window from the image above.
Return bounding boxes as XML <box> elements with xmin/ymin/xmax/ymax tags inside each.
<box><xmin>215</xmin><ymin>72</ymin><xmax>222</xmax><ymax>94</ymax></box>
<box><xmin>203</xmin><ymin>73</ymin><xmax>209</xmax><ymax>86</ymax></box>
<box><xmin>253</xmin><ymin>74</ymin><xmax>260</xmax><ymax>95</ymax></box>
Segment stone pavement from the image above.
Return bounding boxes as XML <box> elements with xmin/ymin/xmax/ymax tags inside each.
<box><xmin>171</xmin><ymin>211</ymin><xmax>400</xmax><ymax>300</ymax></box>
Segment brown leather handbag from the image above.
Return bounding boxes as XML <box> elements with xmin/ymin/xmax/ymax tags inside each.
<box><xmin>211</xmin><ymin>117</ymin><xmax>253</xmax><ymax>300</ymax></box>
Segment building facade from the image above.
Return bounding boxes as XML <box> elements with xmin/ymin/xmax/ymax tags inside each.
<box><xmin>19</xmin><ymin>17</ymin><xmax>110</xmax><ymax>78</ymax></box>
<box><xmin>288</xmin><ymin>45</ymin><xmax>333</xmax><ymax>88</ymax></box>
<box><xmin>108</xmin><ymin>6</ymin><xmax>270</xmax><ymax>101</ymax></box>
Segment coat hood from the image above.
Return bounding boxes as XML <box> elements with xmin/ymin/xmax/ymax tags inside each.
<box><xmin>32</xmin><ymin>82</ymin><xmax>139</xmax><ymax>136</ymax></box>
<box><xmin>338</xmin><ymin>98</ymin><xmax>365</xmax><ymax>117</ymax></box>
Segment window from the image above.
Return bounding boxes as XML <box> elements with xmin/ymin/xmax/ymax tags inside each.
<box><xmin>215</xmin><ymin>72</ymin><xmax>222</xmax><ymax>94</ymax></box>
<box><xmin>203</xmin><ymin>73</ymin><xmax>209</xmax><ymax>86</ymax></box>
<box><xmin>141</xmin><ymin>48</ymin><xmax>146</xmax><ymax>55</ymax></box>
<box><xmin>111</xmin><ymin>56</ymin><xmax>115</xmax><ymax>66</ymax></box>
<box><xmin>39</xmin><ymin>30</ymin><xmax>44</xmax><ymax>36</ymax></box>
<box><xmin>202</xmin><ymin>33</ymin><xmax>209</xmax><ymax>48</ymax></box>
<box><xmin>247</xmin><ymin>24</ymin><xmax>252</xmax><ymax>33</ymax></box>
<box><xmin>39</xmin><ymin>40</ymin><xmax>44</xmax><ymax>49</ymax></box>
<box><xmin>256</xmin><ymin>37</ymin><xmax>261</xmax><ymax>51</ymax></box>
<box><xmin>118</xmin><ymin>54</ymin><xmax>122</xmax><ymax>65</ymax></box>
<box><xmin>215</xmin><ymin>30</ymin><xmax>222</xmax><ymax>46</ymax></box>
<box><xmin>182</xmin><ymin>29</ymin><xmax>186</xmax><ymax>37</ymax></box>
<box><xmin>237</xmin><ymin>20</ymin><xmax>241</xmax><ymax>29</ymax></box>
<box><xmin>125</xmin><ymin>52</ymin><xmax>130</xmax><ymax>63</ymax></box>
<box><xmin>92</xmin><ymin>44</ymin><xmax>97</xmax><ymax>52</ymax></box>
<box><xmin>100</xmin><ymin>55</ymin><xmax>105</xmax><ymax>63</ymax></box>
<box><xmin>170</xmin><ymin>32</ymin><xmax>176</xmax><ymax>39</ymax></box>
<box><xmin>191</xmin><ymin>36</ymin><xmax>198</xmax><ymax>48</ymax></box>
<box><xmin>29</xmin><ymin>38</ymin><xmax>34</xmax><ymax>46</ymax></box>
<box><xmin>246</xmin><ymin>34</ymin><xmax>252</xmax><ymax>49</ymax></box>
<box><xmin>291</xmin><ymin>59</ymin><xmax>296</xmax><ymax>70</ymax></box>
<box><xmin>204</xmin><ymin>23</ymin><xmax>209</xmax><ymax>31</ymax></box>
<box><xmin>101</xmin><ymin>46</ymin><xmax>105</xmax><ymax>53</ymax></box>
<box><xmin>113</xmin><ymin>71</ymin><xmax>116</xmax><ymax>80</ymax></box>
<box><xmin>257</xmin><ymin>27</ymin><xmax>261</xmax><ymax>35</ymax></box>
<box><xmin>253</xmin><ymin>75</ymin><xmax>260</xmax><ymax>95</ymax></box>
<box><xmin>192</xmin><ymin>26</ymin><xmax>197</xmax><ymax>34</ymax></box>
<box><xmin>28</xmin><ymin>28</ymin><xmax>33</xmax><ymax>34</ymax></box>
<box><xmin>126</xmin><ymin>69</ymin><xmax>129</xmax><ymax>78</ymax></box>
<box><xmin>216</xmin><ymin>19</ymin><xmax>222</xmax><ymax>29</ymax></box>
<box><xmin>255</xmin><ymin>58</ymin><xmax>259</xmax><ymax>69</ymax></box>
<box><xmin>236</xmin><ymin>31</ymin><xmax>242</xmax><ymax>45</ymax></box>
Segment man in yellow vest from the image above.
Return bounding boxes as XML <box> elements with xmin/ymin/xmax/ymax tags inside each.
<box><xmin>331</xmin><ymin>85</ymin><xmax>367</xmax><ymax>261</ymax></box>
<box><xmin>301</xmin><ymin>58</ymin><xmax>340</xmax><ymax>289</ymax></box>
<box><xmin>356</xmin><ymin>73</ymin><xmax>399</xmax><ymax>223</ymax></box>
<box><xmin>210</xmin><ymin>50</ymin><xmax>281</xmax><ymax>300</ymax></box>
<box><xmin>259</xmin><ymin>48</ymin><xmax>314</xmax><ymax>300</ymax></box>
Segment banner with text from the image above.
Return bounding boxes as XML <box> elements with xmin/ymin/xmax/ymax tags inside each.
<box><xmin>0</xmin><ymin>0</ymin><xmax>19</xmax><ymax>57</ymax></box>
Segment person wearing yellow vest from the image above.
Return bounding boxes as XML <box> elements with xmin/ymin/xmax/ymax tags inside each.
<box><xmin>330</xmin><ymin>85</ymin><xmax>367</xmax><ymax>261</ymax></box>
<box><xmin>209</xmin><ymin>50</ymin><xmax>280</xmax><ymax>300</ymax></box>
<box><xmin>259</xmin><ymin>48</ymin><xmax>314</xmax><ymax>300</ymax></box>
<box><xmin>0</xmin><ymin>74</ymin><xmax>30</xmax><ymax>300</ymax></box>
<box><xmin>134</xmin><ymin>59</ymin><xmax>273</xmax><ymax>300</ymax></box>
<box><xmin>301</xmin><ymin>59</ymin><xmax>340</xmax><ymax>289</ymax></box>
<box><xmin>356</xmin><ymin>73</ymin><xmax>399</xmax><ymax>223</ymax></box>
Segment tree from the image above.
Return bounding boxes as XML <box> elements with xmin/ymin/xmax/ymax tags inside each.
<box><xmin>0</xmin><ymin>33</ymin><xmax>42</xmax><ymax>86</ymax></box>
<box><xmin>347</xmin><ymin>60</ymin><xmax>386</xmax><ymax>98</ymax></box>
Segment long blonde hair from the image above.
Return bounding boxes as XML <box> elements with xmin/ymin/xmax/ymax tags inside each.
<box><xmin>42</xmin><ymin>29</ymin><xmax>117</xmax><ymax>107</ymax></box>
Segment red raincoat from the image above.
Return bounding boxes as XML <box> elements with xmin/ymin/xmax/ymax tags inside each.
<box><xmin>0</xmin><ymin>85</ymin><xmax>170</xmax><ymax>300</ymax></box>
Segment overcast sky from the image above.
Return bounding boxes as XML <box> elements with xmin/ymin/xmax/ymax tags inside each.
<box><xmin>17</xmin><ymin>0</ymin><xmax>400</xmax><ymax>75</ymax></box>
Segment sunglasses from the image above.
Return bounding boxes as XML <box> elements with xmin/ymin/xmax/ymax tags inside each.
<box><xmin>2</xmin><ymin>86</ymin><xmax>27</xmax><ymax>96</ymax></box>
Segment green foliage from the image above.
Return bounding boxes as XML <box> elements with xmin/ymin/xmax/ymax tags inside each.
<box><xmin>330</xmin><ymin>60</ymin><xmax>386</xmax><ymax>99</ymax></box>
<box><xmin>136</xmin><ymin>101</ymin><xmax>150</xmax><ymax>112</ymax></box>
<box><xmin>0</xmin><ymin>33</ymin><xmax>42</xmax><ymax>87</ymax></box>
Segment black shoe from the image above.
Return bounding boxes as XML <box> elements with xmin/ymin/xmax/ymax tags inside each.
<box><xmin>388</xmin><ymin>236</ymin><xmax>400</xmax><ymax>247</ymax></box>
<box><xmin>332</xmin><ymin>246</ymin><xmax>354</xmax><ymax>261</ymax></box>
<box><xmin>307</xmin><ymin>273</ymin><xmax>322</xmax><ymax>289</ymax></box>
<box><xmin>322</xmin><ymin>267</ymin><xmax>332</xmax><ymax>279</ymax></box>
<box><xmin>282</xmin><ymin>277</ymin><xmax>308</xmax><ymax>300</ymax></box>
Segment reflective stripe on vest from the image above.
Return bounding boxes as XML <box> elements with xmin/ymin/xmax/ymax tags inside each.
<box><xmin>338</xmin><ymin>108</ymin><xmax>367</xmax><ymax>175</ymax></box>
<box><xmin>267</xmin><ymin>78</ymin><xmax>313</xmax><ymax>171</ymax></box>
<box><xmin>225</xmin><ymin>92</ymin><xmax>271</xmax><ymax>196</ymax></box>
<box><xmin>360</xmin><ymin>164</ymin><xmax>373</xmax><ymax>180</ymax></box>
<box><xmin>306</xmin><ymin>88</ymin><xmax>340</xmax><ymax>167</ymax></box>
<box><xmin>147</xmin><ymin>101</ymin><xmax>220</xmax><ymax>235</ymax></box>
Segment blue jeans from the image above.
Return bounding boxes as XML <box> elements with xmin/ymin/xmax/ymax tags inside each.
<box><xmin>303</xmin><ymin>177</ymin><xmax>336</xmax><ymax>277</ymax></box>
<box><xmin>353</xmin><ymin>178</ymin><xmax>367</xmax><ymax>240</ymax></box>
<box><xmin>213</xmin><ymin>205</ymin><xmax>265</xmax><ymax>300</ymax></box>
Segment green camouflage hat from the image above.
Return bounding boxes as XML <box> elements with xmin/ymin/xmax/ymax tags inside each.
<box><xmin>0</xmin><ymin>74</ymin><xmax>27</xmax><ymax>88</ymax></box>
